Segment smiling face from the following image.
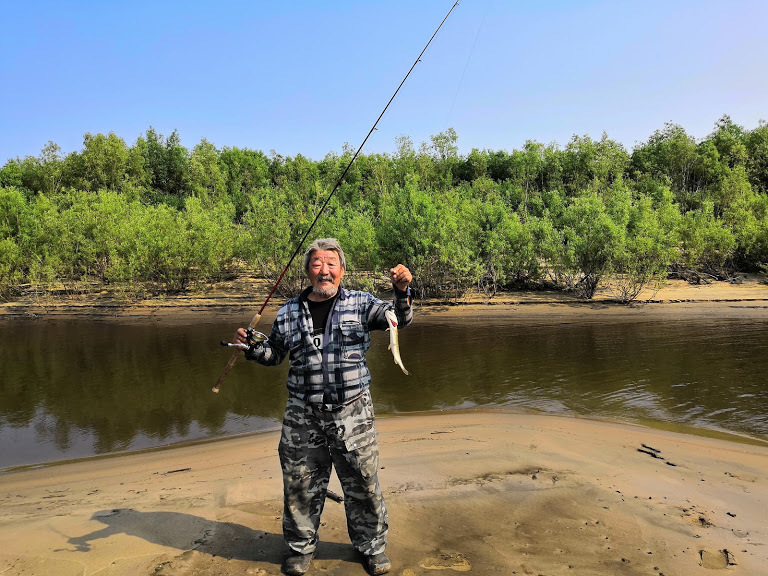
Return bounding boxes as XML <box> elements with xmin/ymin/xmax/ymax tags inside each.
<box><xmin>307</xmin><ymin>249</ymin><xmax>345</xmax><ymax>300</ymax></box>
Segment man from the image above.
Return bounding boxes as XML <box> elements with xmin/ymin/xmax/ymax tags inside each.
<box><xmin>235</xmin><ymin>238</ymin><xmax>412</xmax><ymax>576</ymax></box>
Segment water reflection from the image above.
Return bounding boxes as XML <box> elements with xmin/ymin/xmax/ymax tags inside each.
<box><xmin>1</xmin><ymin>316</ymin><xmax>767</xmax><ymax>469</ymax></box>
<box><xmin>1</xmin><ymin>319</ymin><xmax>289</xmax><ymax>467</ymax></box>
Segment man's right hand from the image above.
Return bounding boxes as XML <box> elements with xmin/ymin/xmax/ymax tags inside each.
<box><xmin>234</xmin><ymin>328</ymin><xmax>249</xmax><ymax>346</ymax></box>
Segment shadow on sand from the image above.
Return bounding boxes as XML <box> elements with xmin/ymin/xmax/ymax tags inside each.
<box><xmin>62</xmin><ymin>508</ymin><xmax>359</xmax><ymax>567</ymax></box>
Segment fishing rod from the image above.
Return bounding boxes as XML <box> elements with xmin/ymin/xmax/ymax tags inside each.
<box><xmin>213</xmin><ymin>1</ymin><xmax>460</xmax><ymax>393</ymax></box>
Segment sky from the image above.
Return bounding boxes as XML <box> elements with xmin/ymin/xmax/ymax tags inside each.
<box><xmin>1</xmin><ymin>0</ymin><xmax>766</xmax><ymax>165</ymax></box>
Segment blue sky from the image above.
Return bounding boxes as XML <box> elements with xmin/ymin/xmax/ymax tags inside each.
<box><xmin>1</xmin><ymin>0</ymin><xmax>766</xmax><ymax>165</ymax></box>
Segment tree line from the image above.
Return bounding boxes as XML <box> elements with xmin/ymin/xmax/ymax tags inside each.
<box><xmin>1</xmin><ymin>115</ymin><xmax>767</xmax><ymax>302</ymax></box>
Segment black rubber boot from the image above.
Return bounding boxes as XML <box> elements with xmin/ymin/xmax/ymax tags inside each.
<box><xmin>283</xmin><ymin>551</ymin><xmax>314</xmax><ymax>576</ymax></box>
<box><xmin>365</xmin><ymin>551</ymin><xmax>391</xmax><ymax>575</ymax></box>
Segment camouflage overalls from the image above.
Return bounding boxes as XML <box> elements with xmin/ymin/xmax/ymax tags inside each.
<box><xmin>245</xmin><ymin>286</ymin><xmax>412</xmax><ymax>555</ymax></box>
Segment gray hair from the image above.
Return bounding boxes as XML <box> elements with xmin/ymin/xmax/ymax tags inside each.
<box><xmin>303</xmin><ymin>238</ymin><xmax>347</xmax><ymax>272</ymax></box>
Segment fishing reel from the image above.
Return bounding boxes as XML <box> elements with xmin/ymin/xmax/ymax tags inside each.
<box><xmin>220</xmin><ymin>327</ymin><xmax>269</xmax><ymax>351</ymax></box>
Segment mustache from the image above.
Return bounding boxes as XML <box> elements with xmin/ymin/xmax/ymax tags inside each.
<box><xmin>316</xmin><ymin>274</ymin><xmax>334</xmax><ymax>282</ymax></box>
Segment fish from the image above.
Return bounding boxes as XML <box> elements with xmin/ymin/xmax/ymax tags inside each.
<box><xmin>384</xmin><ymin>309</ymin><xmax>410</xmax><ymax>375</ymax></box>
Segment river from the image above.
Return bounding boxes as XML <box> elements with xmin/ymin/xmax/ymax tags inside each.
<box><xmin>2</xmin><ymin>314</ymin><xmax>767</xmax><ymax>469</ymax></box>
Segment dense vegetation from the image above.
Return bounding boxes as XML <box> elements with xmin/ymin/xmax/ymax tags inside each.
<box><xmin>2</xmin><ymin>115</ymin><xmax>767</xmax><ymax>302</ymax></box>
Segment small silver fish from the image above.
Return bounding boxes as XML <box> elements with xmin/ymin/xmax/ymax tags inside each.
<box><xmin>384</xmin><ymin>309</ymin><xmax>410</xmax><ymax>375</ymax></box>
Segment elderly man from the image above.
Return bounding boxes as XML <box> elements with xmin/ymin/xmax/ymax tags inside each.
<box><xmin>235</xmin><ymin>238</ymin><xmax>412</xmax><ymax>576</ymax></box>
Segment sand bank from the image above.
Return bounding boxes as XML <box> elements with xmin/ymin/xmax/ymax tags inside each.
<box><xmin>1</xmin><ymin>411</ymin><xmax>767</xmax><ymax>576</ymax></box>
<box><xmin>2</xmin><ymin>275</ymin><xmax>768</xmax><ymax>325</ymax></box>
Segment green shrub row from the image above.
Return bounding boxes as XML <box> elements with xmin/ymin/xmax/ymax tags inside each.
<box><xmin>2</xmin><ymin>116</ymin><xmax>767</xmax><ymax>301</ymax></box>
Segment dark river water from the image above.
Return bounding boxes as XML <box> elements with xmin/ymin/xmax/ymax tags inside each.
<box><xmin>2</xmin><ymin>314</ymin><xmax>768</xmax><ymax>469</ymax></box>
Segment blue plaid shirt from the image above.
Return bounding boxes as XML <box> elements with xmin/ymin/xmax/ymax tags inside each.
<box><xmin>245</xmin><ymin>286</ymin><xmax>412</xmax><ymax>407</ymax></box>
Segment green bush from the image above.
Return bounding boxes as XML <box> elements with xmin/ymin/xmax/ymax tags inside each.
<box><xmin>3</xmin><ymin>119</ymin><xmax>768</xmax><ymax>301</ymax></box>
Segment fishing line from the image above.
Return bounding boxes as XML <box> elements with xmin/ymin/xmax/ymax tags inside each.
<box><xmin>213</xmin><ymin>1</ymin><xmax>460</xmax><ymax>393</ymax></box>
<box><xmin>446</xmin><ymin>2</ymin><xmax>487</xmax><ymax>124</ymax></box>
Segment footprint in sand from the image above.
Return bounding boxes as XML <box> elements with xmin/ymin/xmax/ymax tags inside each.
<box><xmin>418</xmin><ymin>553</ymin><xmax>471</xmax><ymax>572</ymax></box>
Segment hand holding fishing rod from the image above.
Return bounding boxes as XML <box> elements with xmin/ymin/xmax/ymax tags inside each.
<box><xmin>222</xmin><ymin>328</ymin><xmax>269</xmax><ymax>351</ymax></box>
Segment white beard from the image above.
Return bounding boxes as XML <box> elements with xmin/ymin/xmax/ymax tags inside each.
<box><xmin>312</xmin><ymin>284</ymin><xmax>338</xmax><ymax>298</ymax></box>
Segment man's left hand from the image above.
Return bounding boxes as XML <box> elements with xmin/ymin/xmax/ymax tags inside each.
<box><xmin>390</xmin><ymin>264</ymin><xmax>412</xmax><ymax>292</ymax></box>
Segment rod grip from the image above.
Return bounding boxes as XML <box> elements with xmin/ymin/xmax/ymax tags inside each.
<box><xmin>212</xmin><ymin>313</ymin><xmax>263</xmax><ymax>394</ymax></box>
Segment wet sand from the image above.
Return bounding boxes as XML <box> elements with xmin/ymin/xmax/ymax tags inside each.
<box><xmin>1</xmin><ymin>276</ymin><xmax>768</xmax><ymax>575</ymax></box>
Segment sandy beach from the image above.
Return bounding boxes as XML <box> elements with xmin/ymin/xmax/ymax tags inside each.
<box><xmin>2</xmin><ymin>276</ymin><xmax>768</xmax><ymax>575</ymax></box>
<box><xmin>1</xmin><ymin>412</ymin><xmax>767</xmax><ymax>576</ymax></box>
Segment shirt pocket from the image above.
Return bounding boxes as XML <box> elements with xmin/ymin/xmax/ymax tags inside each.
<box><xmin>340</xmin><ymin>321</ymin><xmax>367</xmax><ymax>362</ymax></box>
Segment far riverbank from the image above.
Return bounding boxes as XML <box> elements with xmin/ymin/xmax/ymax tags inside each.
<box><xmin>2</xmin><ymin>274</ymin><xmax>768</xmax><ymax>325</ymax></box>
